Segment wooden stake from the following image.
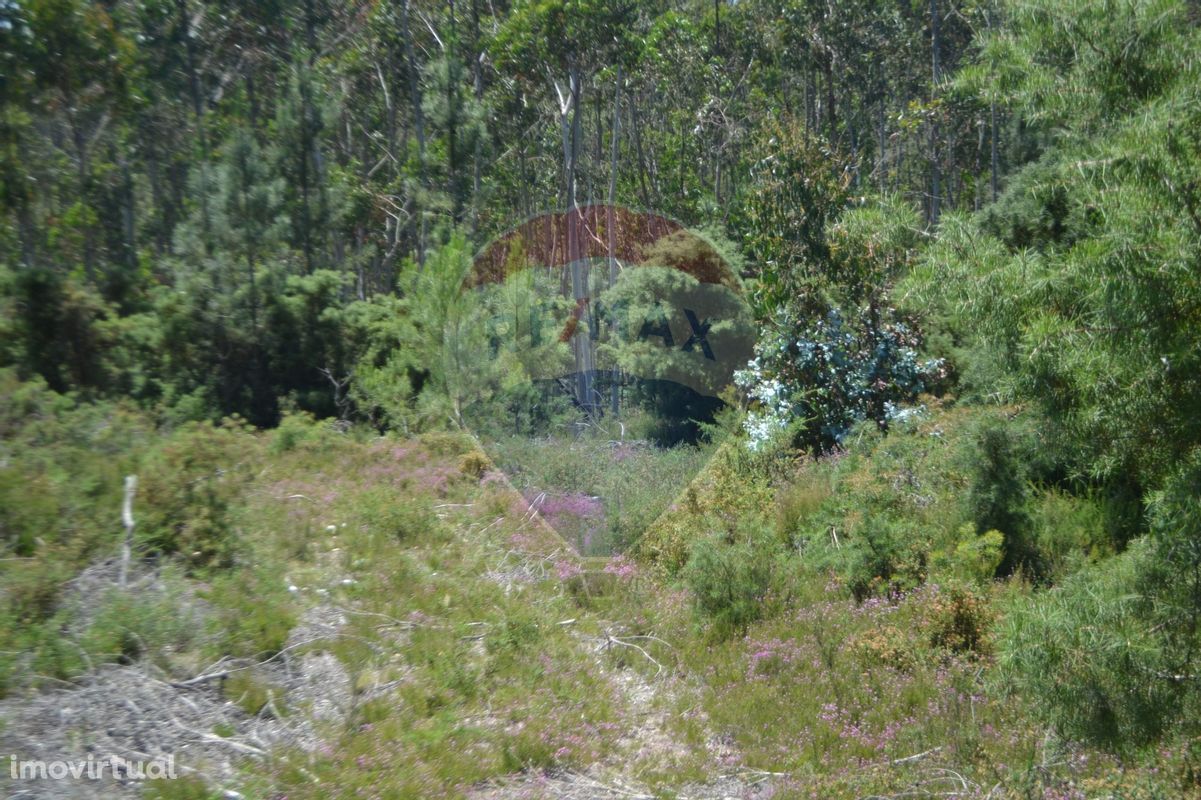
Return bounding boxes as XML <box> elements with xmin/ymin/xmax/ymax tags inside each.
<box><xmin>120</xmin><ymin>475</ymin><xmax>137</xmax><ymax>588</ymax></box>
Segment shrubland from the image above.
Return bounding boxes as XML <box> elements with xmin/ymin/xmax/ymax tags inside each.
<box><xmin>4</xmin><ymin>0</ymin><xmax>1201</xmax><ymax>797</ymax></box>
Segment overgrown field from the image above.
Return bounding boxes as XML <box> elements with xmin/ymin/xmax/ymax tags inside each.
<box><xmin>2</xmin><ymin>376</ymin><xmax>1196</xmax><ymax>799</ymax></box>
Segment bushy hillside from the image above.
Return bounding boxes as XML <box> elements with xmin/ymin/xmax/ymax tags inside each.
<box><xmin>0</xmin><ymin>386</ymin><xmax>1197</xmax><ymax>798</ymax></box>
<box><xmin>5</xmin><ymin>0</ymin><xmax>1201</xmax><ymax>797</ymax></box>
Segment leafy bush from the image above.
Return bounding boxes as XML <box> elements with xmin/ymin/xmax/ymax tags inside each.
<box><xmin>967</xmin><ymin>418</ymin><xmax>1037</xmax><ymax>576</ymax></box>
<box><xmin>269</xmin><ymin>410</ymin><xmax>339</xmax><ymax>454</ymax></box>
<box><xmin>144</xmin><ymin>775</ymin><xmax>222</xmax><ymax>800</ymax></box>
<box><xmin>996</xmin><ymin>541</ymin><xmax>1176</xmax><ymax>749</ymax></box>
<box><xmin>458</xmin><ymin>449</ymin><xmax>491</xmax><ymax>479</ymax></box>
<box><xmin>838</xmin><ymin>514</ymin><xmax>928</xmax><ymax>601</ymax></box>
<box><xmin>637</xmin><ymin>438</ymin><xmax>775</xmax><ymax>573</ymax></box>
<box><xmin>223</xmin><ymin>669</ymin><xmax>288</xmax><ymax>717</ymax></box>
<box><xmin>931</xmin><ymin>524</ymin><xmax>1005</xmax><ymax>584</ymax></box>
<box><xmin>1029</xmin><ymin>489</ymin><xmax>1110</xmax><ymax>579</ymax></box>
<box><xmin>360</xmin><ymin>493</ymin><xmax>442</xmax><ymax>543</ymax></box>
<box><xmin>775</xmin><ymin>467</ymin><xmax>832</xmax><ymax>542</ymax></box>
<box><xmin>731</xmin><ymin>120</ymin><xmax>850</xmax><ymax>318</ymax></box>
<box><xmin>78</xmin><ymin>583</ymin><xmax>197</xmax><ymax>669</ymax></box>
<box><xmin>684</xmin><ymin>520</ymin><xmax>784</xmax><ymax>637</ymax></box>
<box><xmin>204</xmin><ymin>568</ymin><xmax>296</xmax><ymax>660</ymax></box>
<box><xmin>736</xmin><ymin>305</ymin><xmax>943</xmax><ymax>453</ymax></box>
<box><xmin>490</xmin><ymin>427</ymin><xmax>714</xmax><ymax>557</ymax></box>
<box><xmin>139</xmin><ymin>420</ymin><xmax>257</xmax><ymax>570</ymax></box>
<box><xmin>926</xmin><ymin>583</ymin><xmax>993</xmax><ymax>655</ymax></box>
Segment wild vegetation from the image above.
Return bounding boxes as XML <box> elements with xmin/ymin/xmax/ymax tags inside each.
<box><xmin>4</xmin><ymin>0</ymin><xmax>1201</xmax><ymax>798</ymax></box>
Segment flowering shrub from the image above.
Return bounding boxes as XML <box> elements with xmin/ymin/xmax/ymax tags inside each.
<box><xmin>530</xmin><ymin>491</ymin><xmax>606</xmax><ymax>556</ymax></box>
<box><xmin>602</xmin><ymin>554</ymin><xmax>639</xmax><ymax>581</ymax></box>
<box><xmin>735</xmin><ymin>305</ymin><xmax>944</xmax><ymax>453</ymax></box>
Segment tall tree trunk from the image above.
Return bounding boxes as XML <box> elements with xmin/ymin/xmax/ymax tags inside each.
<box><xmin>631</xmin><ymin>94</ymin><xmax>652</xmax><ymax>208</ymax></box>
<box><xmin>988</xmin><ymin>1</ymin><xmax>1000</xmax><ymax>203</ymax></box>
<box><xmin>120</xmin><ymin>152</ymin><xmax>137</xmax><ymax>273</ymax></box>
<box><xmin>877</xmin><ymin>98</ymin><xmax>887</xmax><ymax>193</ymax></box>
<box><xmin>990</xmin><ymin>102</ymin><xmax>999</xmax><ymax>202</ymax></box>
<box><xmin>561</xmin><ymin>66</ymin><xmax>593</xmax><ymax>415</ymax></box>
<box><xmin>714</xmin><ymin>0</ymin><xmax>721</xmax><ymax>55</ymax></box>
<box><xmin>805</xmin><ymin>50</ymin><xmax>815</xmax><ymax>134</ymax></box>
<box><xmin>447</xmin><ymin>0</ymin><xmax>463</xmax><ymax>224</ymax></box>
<box><xmin>298</xmin><ymin>68</ymin><xmax>314</xmax><ymax>273</ymax></box>
<box><xmin>607</xmin><ymin>66</ymin><xmax>622</xmax><ymax>416</ymax></box>
<box><xmin>401</xmin><ymin>0</ymin><xmax>427</xmax><ymax>266</ymax></box>
<box><xmin>178</xmin><ymin>0</ymin><xmax>211</xmax><ymax>254</ymax></box>
<box><xmin>822</xmin><ymin>53</ymin><xmax>837</xmax><ymax>138</ymax></box>
<box><xmin>929</xmin><ymin>0</ymin><xmax>941</xmax><ymax>225</ymax></box>
<box><xmin>65</xmin><ymin>98</ymin><xmax>96</xmax><ymax>281</ymax></box>
<box><xmin>471</xmin><ymin>0</ymin><xmax>483</xmax><ymax>236</ymax></box>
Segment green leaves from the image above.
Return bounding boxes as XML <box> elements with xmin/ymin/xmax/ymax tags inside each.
<box><xmin>960</xmin><ymin>0</ymin><xmax>1194</xmax><ymax>132</ymax></box>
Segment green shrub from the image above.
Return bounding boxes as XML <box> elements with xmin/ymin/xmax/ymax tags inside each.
<box><xmin>269</xmin><ymin>410</ymin><xmax>337</xmax><ymax>454</ymax></box>
<box><xmin>359</xmin><ymin>491</ymin><xmax>441</xmax><ymax>543</ymax></box>
<box><xmin>0</xmin><ymin>468</ymin><xmax>59</xmax><ymax>557</ymax></box>
<box><xmin>486</xmin><ymin>613</ymin><xmax>542</xmax><ymax>657</ymax></box>
<box><xmin>926</xmin><ymin>583</ymin><xmax>993</xmax><ymax>655</ymax></box>
<box><xmin>967</xmin><ymin>419</ymin><xmax>1037</xmax><ymax>577</ymax></box>
<box><xmin>204</xmin><ymin>569</ymin><xmax>296</xmax><ymax>660</ymax></box>
<box><xmin>932</xmin><ymin>524</ymin><xmax>1005</xmax><ymax>584</ymax></box>
<box><xmin>1030</xmin><ymin>489</ymin><xmax>1110</xmax><ymax>578</ymax></box>
<box><xmin>684</xmin><ymin>520</ymin><xmax>783</xmax><ymax>636</ymax></box>
<box><xmin>839</xmin><ymin>515</ymin><xmax>928</xmax><ymax>601</ymax></box>
<box><xmin>996</xmin><ymin>541</ymin><xmax>1175</xmax><ymax>749</ymax></box>
<box><xmin>776</xmin><ymin>469</ymin><xmax>832</xmax><ymax>543</ymax></box>
<box><xmin>144</xmin><ymin>775</ymin><xmax>221</xmax><ymax>800</ymax></box>
<box><xmin>139</xmin><ymin>420</ymin><xmax>256</xmax><ymax>570</ymax></box>
<box><xmin>79</xmin><ymin>583</ymin><xmax>196</xmax><ymax>668</ymax></box>
<box><xmin>638</xmin><ymin>439</ymin><xmax>774</xmax><ymax>574</ymax></box>
<box><xmin>3</xmin><ymin>556</ymin><xmax>71</xmax><ymax>624</ymax></box>
<box><xmin>458</xmin><ymin>449</ymin><xmax>491</xmax><ymax>479</ymax></box>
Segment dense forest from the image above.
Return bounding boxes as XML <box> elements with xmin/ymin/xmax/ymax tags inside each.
<box><xmin>4</xmin><ymin>0</ymin><xmax>1201</xmax><ymax>798</ymax></box>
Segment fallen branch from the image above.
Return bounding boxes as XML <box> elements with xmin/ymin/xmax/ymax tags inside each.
<box><xmin>170</xmin><ymin>636</ymin><xmax>335</xmax><ymax>689</ymax></box>
<box><xmin>891</xmin><ymin>746</ymin><xmax>943</xmax><ymax>765</ymax></box>
<box><xmin>602</xmin><ymin>634</ymin><xmax>664</xmax><ymax>677</ymax></box>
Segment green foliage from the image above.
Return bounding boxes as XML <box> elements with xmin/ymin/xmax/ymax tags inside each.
<box><xmin>138</xmin><ymin>420</ymin><xmax>256</xmax><ymax>570</ymax></box>
<box><xmin>4</xmin><ymin>0</ymin><xmax>1201</xmax><ymax>783</ymax></box>
<box><xmin>360</xmin><ymin>491</ymin><xmax>442</xmax><ymax>544</ymax></box>
<box><xmin>597</xmin><ymin>265</ymin><xmax>755</xmax><ymax>424</ymax></box>
<box><xmin>838</xmin><ymin>513</ymin><xmax>929</xmax><ymax>601</ymax></box>
<box><xmin>996</xmin><ymin>542</ymin><xmax>1176</xmax><ymax>749</ymax></box>
<box><xmin>733</xmin><ymin>119</ymin><xmax>851</xmax><ymax>318</ymax></box>
<box><xmin>268</xmin><ymin>410</ymin><xmax>338</xmax><ymax>455</ymax></box>
<box><xmin>966</xmin><ymin>418</ymin><xmax>1036</xmax><ymax>576</ymax></box>
<box><xmin>908</xmin><ymin>3</ymin><xmax>1201</xmax><ymax>494</ymax></box>
<box><xmin>775</xmin><ymin>468</ymin><xmax>832</xmax><ymax>541</ymax></box>
<box><xmin>223</xmin><ymin>669</ymin><xmax>287</xmax><ymax>717</ymax></box>
<box><xmin>144</xmin><ymin>775</ymin><xmax>222</xmax><ymax>800</ymax></box>
<box><xmin>736</xmin><ymin>193</ymin><xmax>939</xmax><ymax>453</ymax></box>
<box><xmin>489</xmin><ymin>426</ymin><xmax>714</xmax><ymax>556</ymax></box>
<box><xmin>78</xmin><ymin>583</ymin><xmax>196</xmax><ymax>669</ymax></box>
<box><xmin>960</xmin><ymin>0</ymin><xmax>1192</xmax><ymax>131</ymax></box>
<box><xmin>1029</xmin><ymin>489</ymin><xmax>1111</xmax><ymax>578</ymax></box>
<box><xmin>926</xmin><ymin>583</ymin><xmax>994</xmax><ymax>655</ymax></box>
<box><xmin>204</xmin><ymin>568</ymin><xmax>296</xmax><ymax>660</ymax></box>
<box><xmin>932</xmin><ymin>524</ymin><xmax>1005</xmax><ymax>584</ymax></box>
<box><xmin>684</xmin><ymin>518</ymin><xmax>785</xmax><ymax>637</ymax></box>
<box><xmin>636</xmin><ymin>438</ymin><xmax>775</xmax><ymax>573</ymax></box>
